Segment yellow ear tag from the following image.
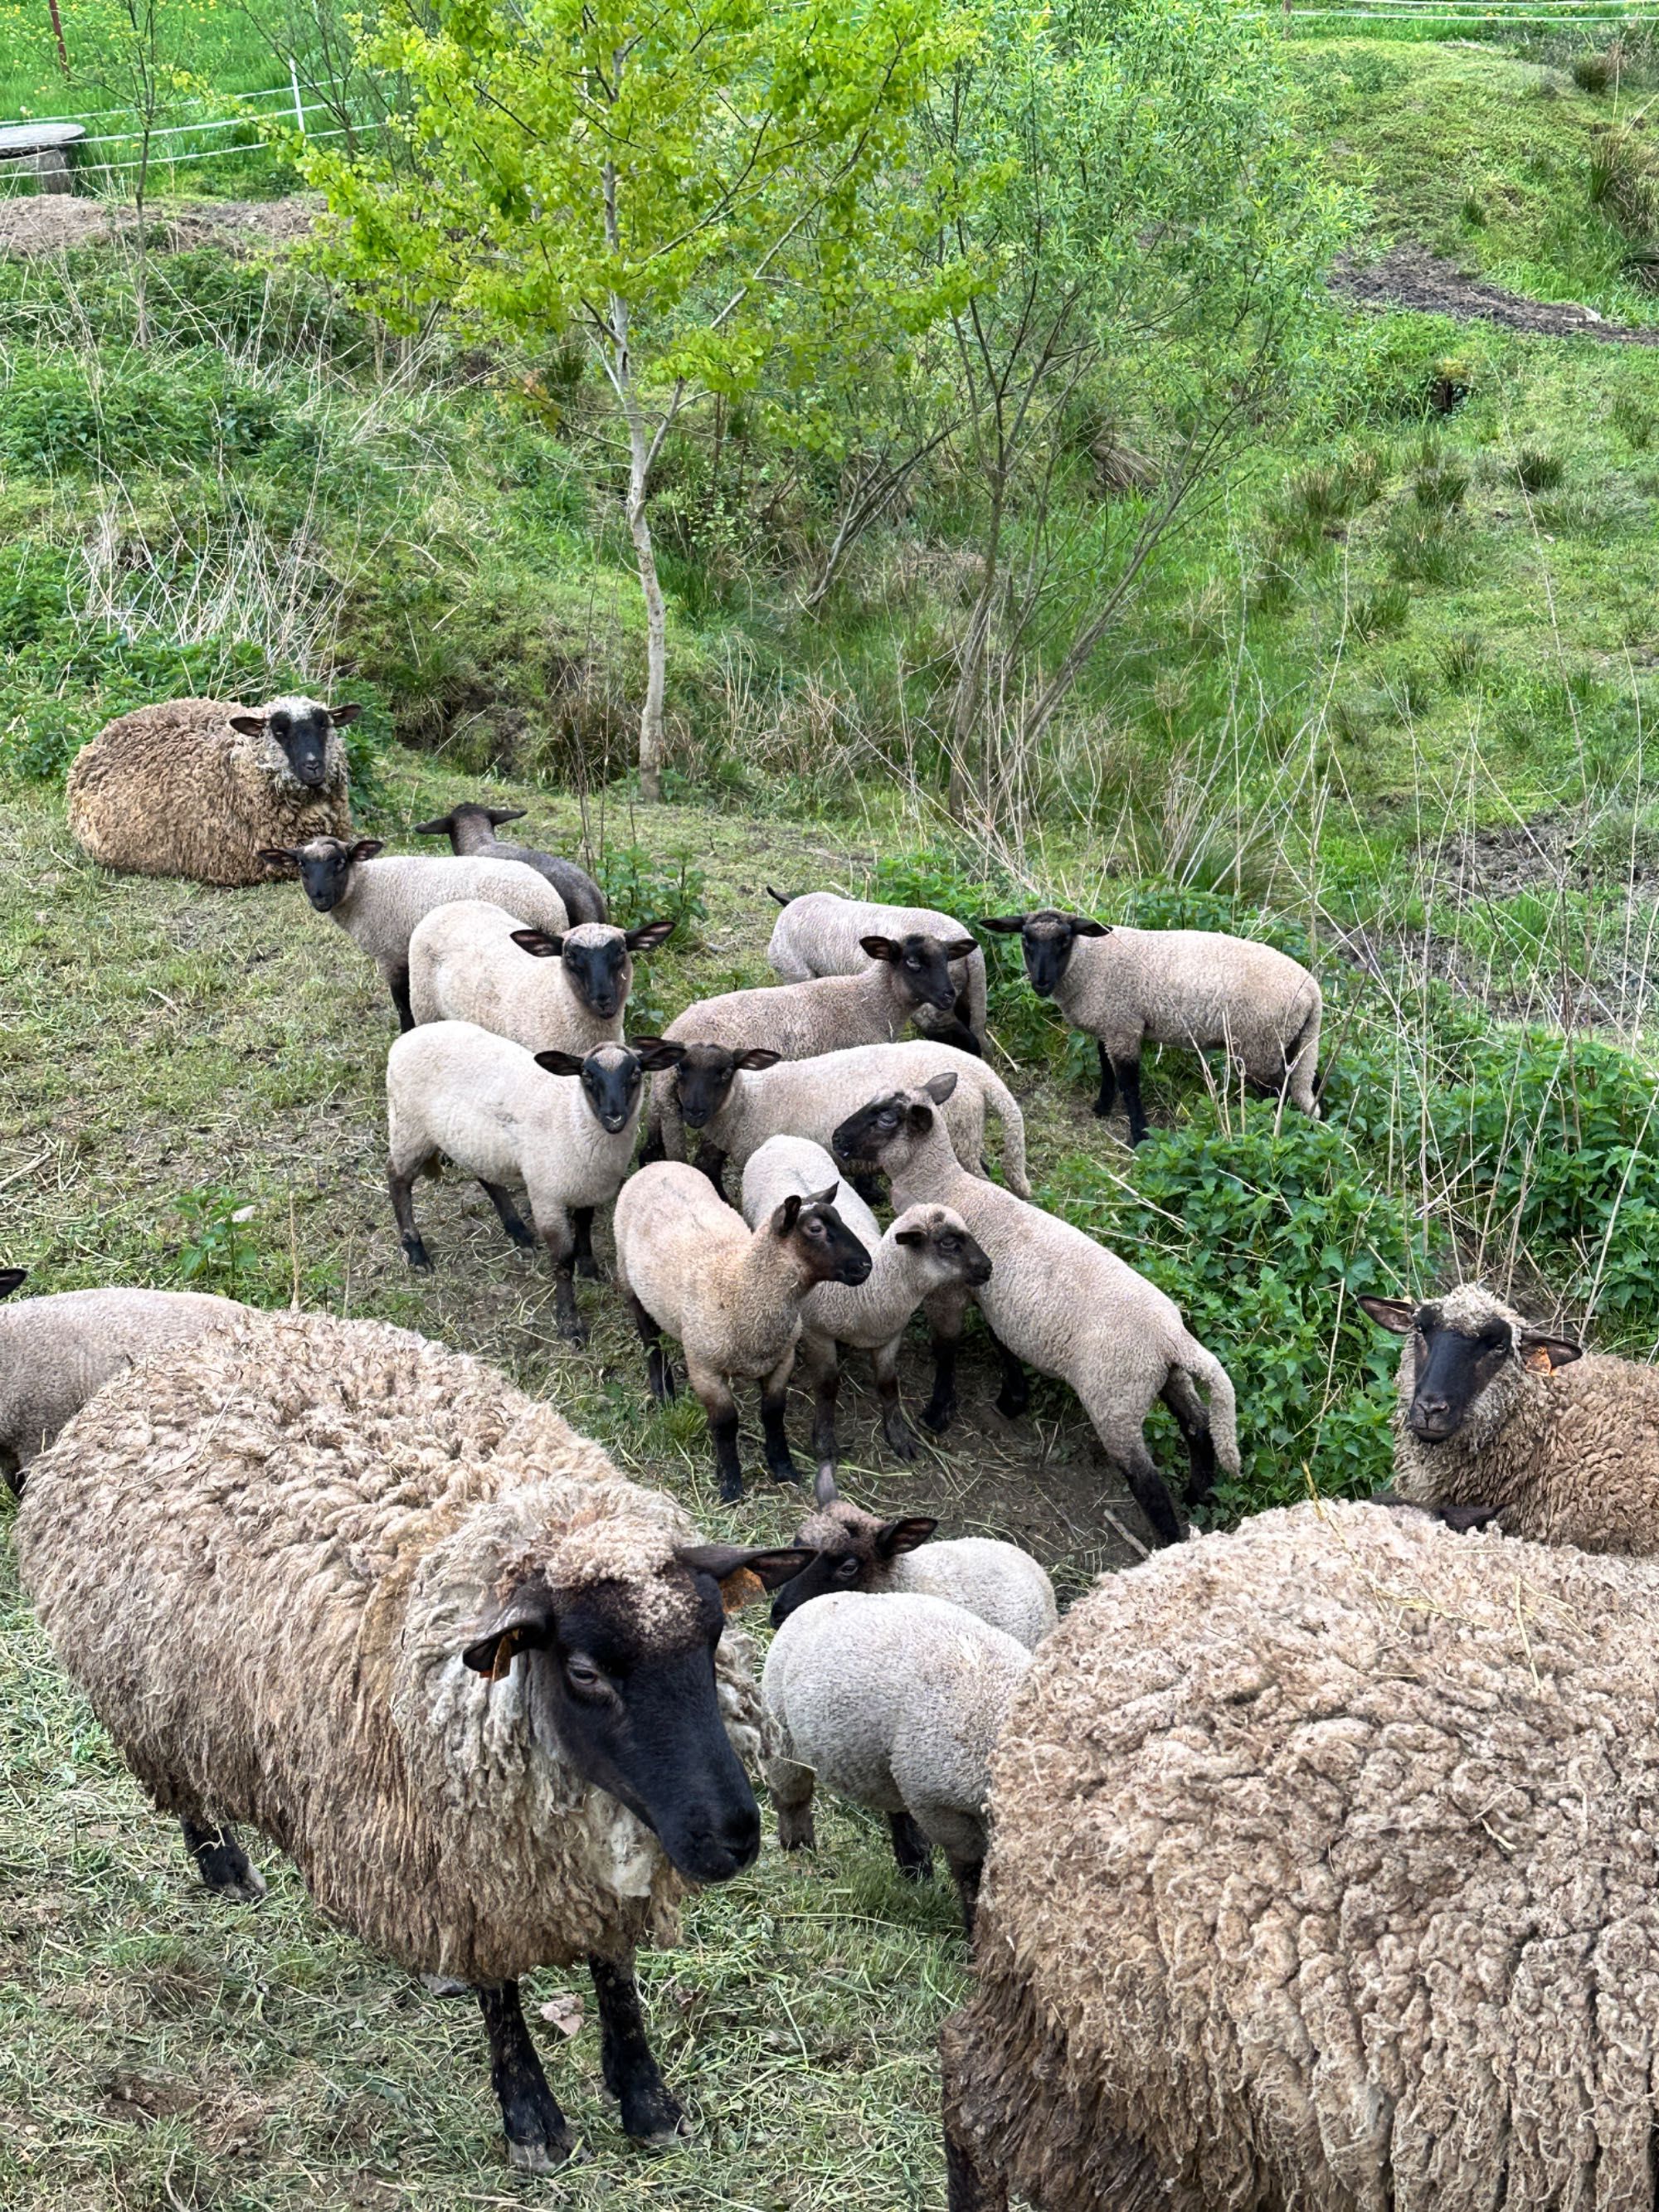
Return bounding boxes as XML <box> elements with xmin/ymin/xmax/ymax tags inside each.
<box><xmin>489</xmin><ymin>1629</ymin><xmax>524</xmax><ymax>1684</ymax></box>
<box><xmin>1523</xmin><ymin>1344</ymin><xmax>1554</xmax><ymax>1374</ymax></box>
<box><xmin>721</xmin><ymin>1568</ymin><xmax>765</xmax><ymax>1614</ymax></box>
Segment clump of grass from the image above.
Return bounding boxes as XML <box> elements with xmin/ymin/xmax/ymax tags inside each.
<box><xmin>1611</xmin><ymin>394</ymin><xmax>1657</xmax><ymax>449</ymax></box>
<box><xmin>1413</xmin><ymin>455</ymin><xmax>1470</xmax><ymax>512</ymax></box>
<box><xmin>1251</xmin><ymin>561</ymin><xmax>1297</xmax><ymax>615</ymax></box>
<box><xmin>1513</xmin><ymin>445</ymin><xmax>1566</xmax><ymax>493</ymax></box>
<box><xmin>1349</xmin><ymin>581</ymin><xmax>1411</xmax><ymax>641</ymax></box>
<box><xmin>1537</xmin><ymin>485</ymin><xmax>1644</xmax><ymax>536</ymax></box>
<box><xmin>1461</xmin><ymin>192</ymin><xmax>1488</xmax><ymax>228</ymax></box>
<box><xmin>1383</xmin><ymin>664</ymin><xmax>1435</xmax><ymax>720</ymax></box>
<box><xmin>1588</xmin><ymin>129</ymin><xmax>1658</xmax><ymax>234</ymax></box>
<box><xmin>1573</xmin><ymin>47</ymin><xmax>1620</xmax><ymax>96</ymax></box>
<box><xmin>1386</xmin><ymin>508</ymin><xmax>1469</xmax><ymax>586</ymax></box>
<box><xmin>1327</xmin><ymin>693</ymin><xmax>1380</xmax><ymax>746</ymax></box>
<box><xmin>1438</xmin><ymin>630</ymin><xmax>1489</xmax><ymax>691</ymax></box>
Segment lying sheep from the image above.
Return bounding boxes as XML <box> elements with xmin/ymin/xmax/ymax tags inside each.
<box><xmin>0</xmin><ymin>1282</ymin><xmax>244</xmax><ymax>1492</ymax></box>
<box><xmin>67</xmin><ymin>694</ymin><xmax>359</xmax><ymax>887</ymax></box>
<box><xmin>941</xmin><ymin>1499</ymin><xmax>1659</xmax><ymax>2212</ymax></box>
<box><xmin>834</xmin><ymin>1077</ymin><xmax>1238</xmax><ymax>1546</ymax></box>
<box><xmin>387</xmin><ymin>1025</ymin><xmax>675</xmax><ymax>1339</ymax></box>
<box><xmin>260</xmin><ymin>836</ymin><xmax>569</xmax><ymax>1030</ymax></box>
<box><xmin>763</xmin><ymin>1591</ymin><xmax>1029</xmax><ymax>1932</ymax></box>
<box><xmin>767</xmin><ymin>888</ymin><xmax>987</xmax><ymax>1047</ymax></box>
<box><xmin>654</xmin><ymin>1038</ymin><xmax>1029</xmax><ymax>1202</ymax></box>
<box><xmin>614</xmin><ymin>1160</ymin><xmax>872</xmax><ymax>1500</ymax></box>
<box><xmin>408</xmin><ymin>899</ymin><xmax>674</xmax><ymax>1057</ymax></box>
<box><xmin>16</xmin><ymin>1308</ymin><xmax>810</xmax><ymax>2173</ymax></box>
<box><xmin>772</xmin><ymin>1466</ymin><xmax>1058</xmax><ymax>1649</ymax></box>
<box><xmin>741</xmin><ymin>1135</ymin><xmax>991</xmax><ymax>1465</ymax></box>
<box><xmin>1361</xmin><ymin>1283</ymin><xmax>1659</xmax><ymax>1552</ymax></box>
<box><xmin>980</xmin><ymin>908</ymin><xmax>1321</xmax><ymax>1144</ymax></box>
<box><xmin>412</xmin><ymin>800</ymin><xmax>608</xmax><ymax>923</ymax></box>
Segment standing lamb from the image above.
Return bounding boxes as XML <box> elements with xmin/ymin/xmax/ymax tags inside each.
<box><xmin>980</xmin><ymin>908</ymin><xmax>1321</xmax><ymax>1143</ymax></box>
<box><xmin>408</xmin><ymin>899</ymin><xmax>674</xmax><ymax>1055</ymax></box>
<box><xmin>1361</xmin><ymin>1284</ymin><xmax>1659</xmax><ymax>1551</ymax></box>
<box><xmin>16</xmin><ymin>1311</ymin><xmax>810</xmax><ymax>2173</ymax></box>
<box><xmin>387</xmin><ymin>1025</ymin><xmax>676</xmax><ymax>1339</ymax></box>
<box><xmin>741</xmin><ymin>1134</ymin><xmax>992</xmax><ymax>1466</ymax></box>
<box><xmin>66</xmin><ymin>694</ymin><xmax>359</xmax><ymax>887</ymax></box>
<box><xmin>771</xmin><ymin>1466</ymin><xmax>1058</xmax><ymax>1650</ymax></box>
<box><xmin>613</xmin><ymin>1160</ymin><xmax>872</xmax><ymax>1500</ymax></box>
<box><xmin>1</xmin><ymin>1282</ymin><xmax>243</xmax><ymax>1492</ymax></box>
<box><xmin>259</xmin><ymin>836</ymin><xmax>569</xmax><ymax>1029</ymax></box>
<box><xmin>941</xmin><ymin>1499</ymin><xmax>1659</xmax><ymax>2212</ymax></box>
<box><xmin>412</xmin><ymin>801</ymin><xmax>609</xmax><ymax>924</ymax></box>
<box><xmin>763</xmin><ymin>1591</ymin><xmax>1030</xmax><ymax>1931</ymax></box>
<box><xmin>834</xmin><ymin>1077</ymin><xmax>1238</xmax><ymax>1546</ymax></box>
<box><xmin>767</xmin><ymin>889</ymin><xmax>987</xmax><ymax>1047</ymax></box>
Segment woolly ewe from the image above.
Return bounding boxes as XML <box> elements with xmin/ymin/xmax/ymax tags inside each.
<box><xmin>767</xmin><ymin>887</ymin><xmax>987</xmax><ymax>1046</ymax></box>
<box><xmin>981</xmin><ymin>907</ymin><xmax>1321</xmax><ymax>1143</ymax></box>
<box><xmin>16</xmin><ymin>1310</ymin><xmax>810</xmax><ymax>2173</ymax></box>
<box><xmin>942</xmin><ymin>1499</ymin><xmax>1659</xmax><ymax>2212</ymax></box>
<box><xmin>408</xmin><ymin>898</ymin><xmax>674</xmax><ymax>1056</ymax></box>
<box><xmin>67</xmin><ymin>693</ymin><xmax>358</xmax><ymax>887</ymax></box>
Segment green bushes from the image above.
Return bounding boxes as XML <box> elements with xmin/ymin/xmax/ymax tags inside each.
<box><xmin>0</xmin><ymin>356</ymin><xmax>284</xmax><ymax>478</ymax></box>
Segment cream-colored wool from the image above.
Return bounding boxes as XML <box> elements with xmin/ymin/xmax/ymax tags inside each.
<box><xmin>0</xmin><ymin>1286</ymin><xmax>243</xmax><ymax>1485</ymax></box>
<box><xmin>790</xmin><ymin>1496</ymin><xmax>1057</xmax><ymax>1649</ymax></box>
<box><xmin>15</xmin><ymin>1310</ymin><xmax>765</xmax><ymax>1986</ymax></box>
<box><xmin>943</xmin><ymin>1500</ymin><xmax>1659</xmax><ymax>2212</ymax></box>
<box><xmin>1389</xmin><ymin>1282</ymin><xmax>1659</xmax><ymax>1551</ymax></box>
<box><xmin>66</xmin><ymin>696</ymin><xmax>352</xmax><ymax>886</ymax></box>
<box><xmin>767</xmin><ymin>891</ymin><xmax>987</xmax><ymax>1033</ymax></box>
<box><xmin>292</xmin><ymin>843</ymin><xmax>570</xmax><ymax>1005</ymax></box>
<box><xmin>664</xmin><ymin>1041</ymin><xmax>1029</xmax><ymax>1198</ymax></box>
<box><xmin>408</xmin><ymin>902</ymin><xmax>630</xmax><ymax>1054</ymax></box>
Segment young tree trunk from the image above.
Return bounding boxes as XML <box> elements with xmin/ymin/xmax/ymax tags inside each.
<box><xmin>625</xmin><ymin>406</ymin><xmax>669</xmax><ymax>803</ymax></box>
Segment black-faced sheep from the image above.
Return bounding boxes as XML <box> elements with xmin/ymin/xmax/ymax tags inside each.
<box><xmin>766</xmin><ymin>888</ymin><xmax>987</xmax><ymax>1048</ymax></box>
<box><xmin>407</xmin><ymin>900</ymin><xmax>674</xmax><ymax>1057</ymax></box>
<box><xmin>66</xmin><ymin>694</ymin><xmax>359</xmax><ymax>887</ymax></box>
<box><xmin>15</xmin><ymin>1310</ymin><xmax>809</xmax><ymax>2173</ymax></box>
<box><xmin>413</xmin><ymin>801</ymin><xmax>609</xmax><ymax>924</ymax></box>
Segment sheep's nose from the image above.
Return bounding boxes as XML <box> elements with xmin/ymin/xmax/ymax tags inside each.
<box><xmin>1409</xmin><ymin>1396</ymin><xmax>1455</xmax><ymax>1440</ymax></box>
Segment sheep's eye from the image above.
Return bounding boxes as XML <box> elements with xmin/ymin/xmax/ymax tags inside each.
<box><xmin>836</xmin><ymin>1558</ymin><xmax>859</xmax><ymax>1579</ymax></box>
<box><xmin>905</xmin><ymin>954</ymin><xmax>920</xmax><ymax>966</ymax></box>
<box><xmin>565</xmin><ymin>1656</ymin><xmax>606</xmax><ymax>1694</ymax></box>
<box><xmin>938</xmin><ymin>1235</ymin><xmax>960</xmax><ymax>1254</ymax></box>
<box><xmin>804</xmin><ymin>1217</ymin><xmax>825</xmax><ymax>1237</ymax></box>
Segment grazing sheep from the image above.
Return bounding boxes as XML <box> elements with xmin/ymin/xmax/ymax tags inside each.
<box><xmin>941</xmin><ymin>1499</ymin><xmax>1659</xmax><ymax>2212</ymax></box>
<box><xmin>1361</xmin><ymin>1284</ymin><xmax>1659</xmax><ymax>1552</ymax></box>
<box><xmin>66</xmin><ymin>694</ymin><xmax>359</xmax><ymax>887</ymax></box>
<box><xmin>763</xmin><ymin>1591</ymin><xmax>1030</xmax><ymax>1931</ymax></box>
<box><xmin>259</xmin><ymin>837</ymin><xmax>569</xmax><ymax>1030</ymax></box>
<box><xmin>741</xmin><ymin>1135</ymin><xmax>993</xmax><ymax>1465</ymax></box>
<box><xmin>980</xmin><ymin>909</ymin><xmax>1321</xmax><ymax>1144</ymax></box>
<box><xmin>613</xmin><ymin>1161</ymin><xmax>872</xmax><ymax>1501</ymax></box>
<box><xmin>386</xmin><ymin>1026</ymin><xmax>676</xmax><ymax>1339</ymax></box>
<box><xmin>0</xmin><ymin>1283</ymin><xmax>244</xmax><ymax>1493</ymax></box>
<box><xmin>654</xmin><ymin>1039</ymin><xmax>1029</xmax><ymax>1201</ymax></box>
<box><xmin>767</xmin><ymin>888</ymin><xmax>987</xmax><ymax>1046</ymax></box>
<box><xmin>413</xmin><ymin>801</ymin><xmax>609</xmax><ymax>924</ymax></box>
<box><xmin>16</xmin><ymin>1308</ymin><xmax>810</xmax><ymax>2173</ymax></box>
<box><xmin>408</xmin><ymin>899</ymin><xmax>674</xmax><ymax>1057</ymax></box>
<box><xmin>771</xmin><ymin>1466</ymin><xmax>1058</xmax><ymax>1650</ymax></box>
<box><xmin>834</xmin><ymin>1078</ymin><xmax>1238</xmax><ymax>1546</ymax></box>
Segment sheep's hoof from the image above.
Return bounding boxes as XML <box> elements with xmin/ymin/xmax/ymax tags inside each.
<box><xmin>402</xmin><ymin>1239</ymin><xmax>434</xmax><ymax>1272</ymax></box>
<box><xmin>507</xmin><ymin>2135</ymin><xmax>581</xmax><ymax>2175</ymax></box>
<box><xmin>420</xmin><ymin>1972</ymin><xmax>471</xmax><ymax>2000</ymax></box>
<box><xmin>718</xmin><ymin>1473</ymin><xmax>745</xmax><ymax>1504</ymax></box>
<box><xmin>921</xmin><ymin>1400</ymin><xmax>956</xmax><ymax>1436</ymax></box>
<box><xmin>884</xmin><ymin>1422</ymin><xmax>919</xmax><ymax>1462</ymax></box>
<box><xmin>766</xmin><ymin>1458</ymin><xmax>803</xmax><ymax>1486</ymax></box>
<box><xmin>631</xmin><ymin>2122</ymin><xmax>688</xmax><ymax>2153</ymax></box>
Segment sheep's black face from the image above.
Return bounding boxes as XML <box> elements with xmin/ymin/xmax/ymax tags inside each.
<box><xmin>831</xmin><ymin>1092</ymin><xmax>910</xmax><ymax>1170</ymax></box>
<box><xmin>672</xmin><ymin>1044</ymin><xmax>754</xmax><ymax>1130</ymax></box>
<box><xmin>1402</xmin><ymin>1304</ymin><xmax>1515</xmax><ymax>1442</ymax></box>
<box><xmin>941</xmin><ymin>1223</ymin><xmax>993</xmax><ymax>1289</ymax></box>
<box><xmin>295</xmin><ymin>841</ymin><xmax>354</xmax><ymax>912</ymax></box>
<box><xmin>271</xmin><ymin>704</ymin><xmax>333</xmax><ymax>790</ymax></box>
<box><xmin>769</xmin><ymin>1542</ymin><xmax>868</xmax><ymax>1625</ymax></box>
<box><xmin>580</xmin><ymin>1048</ymin><xmax>642</xmax><ymax>1135</ymax></box>
<box><xmin>790</xmin><ymin>1199</ymin><xmax>872</xmax><ymax>1288</ymax></box>
<box><xmin>564</xmin><ymin>934</ymin><xmax>629</xmax><ymax>1021</ymax></box>
<box><xmin>1019</xmin><ymin>912</ymin><xmax>1081</xmax><ymax>998</ymax></box>
<box><xmin>894</xmin><ymin>934</ymin><xmax>961</xmax><ymax>1014</ymax></box>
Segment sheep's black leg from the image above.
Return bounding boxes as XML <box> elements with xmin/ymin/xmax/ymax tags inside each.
<box><xmin>922</xmin><ymin>1330</ymin><xmax>961</xmax><ymax>1435</ymax></box>
<box><xmin>572</xmin><ymin>1206</ymin><xmax>601</xmax><ymax>1279</ymax></box>
<box><xmin>589</xmin><ymin>1953</ymin><xmax>685</xmax><ymax>2147</ymax></box>
<box><xmin>888</xmin><ymin>1811</ymin><xmax>935</xmax><ymax>1882</ymax></box>
<box><xmin>628</xmin><ymin>1292</ymin><xmax>675</xmax><ymax>1403</ymax></box>
<box><xmin>873</xmin><ymin>1340</ymin><xmax>917</xmax><ymax>1461</ymax></box>
<box><xmin>692</xmin><ymin>1140</ymin><xmax>728</xmax><ymax>1199</ymax></box>
<box><xmin>710</xmin><ymin>1409</ymin><xmax>744</xmax><ymax>1501</ymax></box>
<box><xmin>761</xmin><ymin>1384</ymin><xmax>802</xmax><ymax>1485</ymax></box>
<box><xmin>1122</xmin><ymin>1446</ymin><xmax>1181</xmax><ymax>1546</ymax></box>
<box><xmin>810</xmin><ymin>1361</ymin><xmax>842</xmax><ymax>1468</ymax></box>
<box><xmin>477</xmin><ymin>1981</ymin><xmax>573</xmax><ymax>2174</ymax></box>
<box><xmin>1161</xmin><ymin>1373</ymin><xmax>1217</xmax><ymax>1505</ymax></box>
<box><xmin>552</xmin><ymin>1259</ymin><xmax>585</xmax><ymax>1344</ymax></box>
<box><xmin>389</xmin><ymin>963</ymin><xmax>416</xmax><ymax>1033</ymax></box>
<box><xmin>478</xmin><ymin>1179</ymin><xmax>536</xmax><ymax>1250</ymax></box>
<box><xmin>1092</xmin><ymin>1041</ymin><xmax>1117</xmax><ymax>1120</ymax></box>
<box><xmin>994</xmin><ymin>1344</ymin><xmax>1029</xmax><ymax>1421</ymax></box>
<box><xmin>181</xmin><ymin>1816</ymin><xmax>265</xmax><ymax>1903</ymax></box>
<box><xmin>387</xmin><ymin>1161</ymin><xmax>431</xmax><ymax>1271</ymax></box>
<box><xmin>1117</xmin><ymin>1057</ymin><xmax>1148</xmax><ymax>1146</ymax></box>
<box><xmin>947</xmin><ymin>1854</ymin><xmax>984</xmax><ymax>1940</ymax></box>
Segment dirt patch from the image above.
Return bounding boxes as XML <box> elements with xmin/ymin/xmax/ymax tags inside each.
<box><xmin>1331</xmin><ymin>241</ymin><xmax>1659</xmax><ymax>346</ymax></box>
<box><xmin>0</xmin><ymin>192</ymin><xmax>319</xmax><ymax>259</ymax></box>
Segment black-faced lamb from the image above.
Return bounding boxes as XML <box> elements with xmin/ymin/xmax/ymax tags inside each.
<box><xmin>66</xmin><ymin>694</ymin><xmax>359</xmax><ymax>887</ymax></box>
<box><xmin>941</xmin><ymin>1498</ymin><xmax>1659</xmax><ymax>2212</ymax></box>
<box><xmin>386</xmin><ymin>1024</ymin><xmax>676</xmax><ymax>1339</ymax></box>
<box><xmin>612</xmin><ymin>1160</ymin><xmax>872</xmax><ymax>1500</ymax></box>
<box><xmin>15</xmin><ymin>1309</ymin><xmax>810</xmax><ymax>2173</ymax></box>
<box><xmin>834</xmin><ymin>1077</ymin><xmax>1238</xmax><ymax>1546</ymax></box>
<box><xmin>408</xmin><ymin>899</ymin><xmax>674</xmax><ymax>1056</ymax></box>
<box><xmin>980</xmin><ymin>908</ymin><xmax>1321</xmax><ymax>1144</ymax></box>
<box><xmin>767</xmin><ymin>888</ymin><xmax>987</xmax><ymax>1047</ymax></box>
<box><xmin>741</xmin><ymin>1135</ymin><xmax>992</xmax><ymax>1466</ymax></box>
<box><xmin>413</xmin><ymin>800</ymin><xmax>609</xmax><ymax>924</ymax></box>
<box><xmin>772</xmin><ymin>1466</ymin><xmax>1058</xmax><ymax>1649</ymax></box>
<box><xmin>1361</xmin><ymin>1283</ymin><xmax>1659</xmax><ymax>1551</ymax></box>
<box><xmin>653</xmin><ymin>1038</ymin><xmax>1029</xmax><ymax>1201</ymax></box>
<box><xmin>259</xmin><ymin>836</ymin><xmax>570</xmax><ymax>1029</ymax></box>
<box><xmin>763</xmin><ymin>1590</ymin><xmax>1029</xmax><ymax>1932</ymax></box>
<box><xmin>0</xmin><ymin>1282</ymin><xmax>244</xmax><ymax>1492</ymax></box>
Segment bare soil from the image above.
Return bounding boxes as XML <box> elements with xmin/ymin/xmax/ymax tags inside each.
<box><xmin>1331</xmin><ymin>241</ymin><xmax>1659</xmax><ymax>345</ymax></box>
<box><xmin>0</xmin><ymin>192</ymin><xmax>319</xmax><ymax>258</ymax></box>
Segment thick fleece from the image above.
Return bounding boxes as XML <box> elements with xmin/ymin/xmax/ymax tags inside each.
<box><xmin>66</xmin><ymin>696</ymin><xmax>352</xmax><ymax>886</ymax></box>
<box><xmin>942</xmin><ymin>1499</ymin><xmax>1659</xmax><ymax>2212</ymax></box>
<box><xmin>15</xmin><ymin>1311</ymin><xmax>766</xmax><ymax>1986</ymax></box>
<box><xmin>409</xmin><ymin>902</ymin><xmax>630</xmax><ymax>1055</ymax></box>
<box><xmin>295</xmin><ymin>846</ymin><xmax>568</xmax><ymax>1008</ymax></box>
<box><xmin>669</xmin><ymin>948</ymin><xmax>960</xmax><ymax>1062</ymax></box>
<box><xmin>768</xmin><ymin>892</ymin><xmax>987</xmax><ymax>1034</ymax></box>
<box><xmin>0</xmin><ymin>1286</ymin><xmax>243</xmax><ymax>1488</ymax></box>
<box><xmin>788</xmin><ymin>1495</ymin><xmax>1056</xmax><ymax>1650</ymax></box>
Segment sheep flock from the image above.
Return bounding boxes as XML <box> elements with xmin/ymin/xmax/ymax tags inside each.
<box><xmin>10</xmin><ymin>707</ymin><xmax>1659</xmax><ymax>2204</ymax></box>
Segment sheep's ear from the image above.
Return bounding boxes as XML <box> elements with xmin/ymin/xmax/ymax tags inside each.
<box><xmin>876</xmin><ymin>1517</ymin><xmax>938</xmax><ymax>1558</ymax></box>
<box><xmin>893</xmin><ymin>1227</ymin><xmax>927</xmax><ymax>1247</ymax></box>
<box><xmin>808</xmin><ymin>1182</ymin><xmax>839</xmax><ymax>1207</ymax></box>
<box><xmin>976</xmin><ymin>915</ymin><xmax>1027</xmax><ymax>932</ymax></box>
<box><xmin>860</xmin><ymin>935</ymin><xmax>900</xmax><ymax>962</ymax></box>
<box><xmin>922</xmin><ymin>1072</ymin><xmax>959</xmax><ymax>1105</ymax></box>
<box><xmin>411</xmin><ymin>814</ymin><xmax>452</xmax><ymax>837</ymax></box>
<box><xmin>348</xmin><ymin>839</ymin><xmax>384</xmax><ymax>863</ymax></box>
<box><xmin>632</xmin><ymin>1039</ymin><xmax>686</xmax><ymax>1072</ymax></box>
<box><xmin>676</xmin><ymin>1544</ymin><xmax>816</xmax><ymax>1612</ymax></box>
<box><xmin>512</xmin><ymin>928</ymin><xmax>565</xmax><ymax>960</ymax></box>
<box><xmin>0</xmin><ymin>1268</ymin><xmax>27</xmax><ymax>1300</ymax></box>
<box><xmin>227</xmin><ymin>712</ymin><xmax>269</xmax><ymax>737</ymax></box>
<box><xmin>461</xmin><ymin>1578</ymin><xmax>557</xmax><ymax>1679</ymax></box>
<box><xmin>257</xmin><ymin>845</ymin><xmax>300</xmax><ymax>869</ymax></box>
<box><xmin>534</xmin><ymin>1049</ymin><xmax>585</xmax><ymax>1077</ymax></box>
<box><xmin>485</xmin><ymin>805</ymin><xmax>526</xmax><ymax>827</ymax></box>
<box><xmin>771</xmin><ymin>1193</ymin><xmax>804</xmax><ymax>1236</ymax></box>
<box><xmin>1520</xmin><ymin>1331</ymin><xmax>1583</xmax><ymax>1373</ymax></box>
<box><xmin>942</xmin><ymin>938</ymin><xmax>978</xmax><ymax>960</ymax></box>
<box><xmin>1070</xmin><ymin>916</ymin><xmax>1111</xmax><ymax>938</ymax></box>
<box><xmin>736</xmin><ymin>1048</ymin><xmax>782</xmax><ymax>1072</ymax></box>
<box><xmin>1358</xmin><ymin>1296</ymin><xmax>1417</xmax><ymax>1334</ymax></box>
<box><xmin>327</xmin><ymin>702</ymin><xmax>364</xmax><ymax>727</ymax></box>
<box><xmin>625</xmin><ymin>918</ymin><xmax>677</xmax><ymax>954</ymax></box>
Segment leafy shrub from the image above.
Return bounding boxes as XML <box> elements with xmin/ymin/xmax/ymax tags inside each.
<box><xmin>0</xmin><ymin>356</ymin><xmax>283</xmax><ymax>478</ymax></box>
<box><xmin>597</xmin><ymin>845</ymin><xmax>708</xmax><ymax>939</ymax></box>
